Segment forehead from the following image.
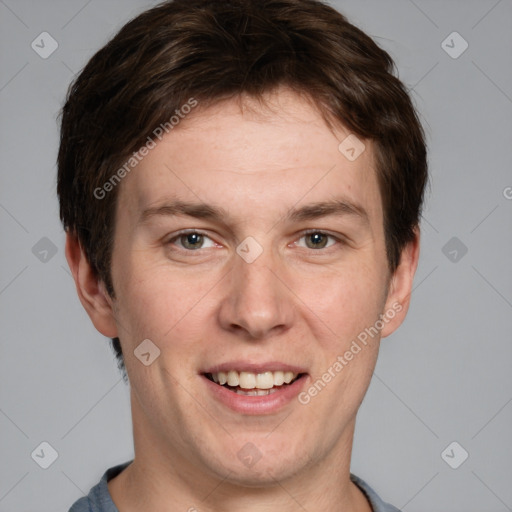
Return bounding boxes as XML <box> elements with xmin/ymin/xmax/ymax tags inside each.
<box><xmin>117</xmin><ymin>88</ymin><xmax>382</xmax><ymax>224</ymax></box>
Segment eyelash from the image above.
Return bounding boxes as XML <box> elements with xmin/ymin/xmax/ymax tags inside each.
<box><xmin>166</xmin><ymin>230</ymin><xmax>218</xmax><ymax>251</ymax></box>
<box><xmin>166</xmin><ymin>229</ymin><xmax>344</xmax><ymax>252</ymax></box>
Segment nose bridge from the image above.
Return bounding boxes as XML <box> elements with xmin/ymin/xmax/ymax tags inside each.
<box><xmin>238</xmin><ymin>251</ymin><xmax>278</xmax><ymax>303</ymax></box>
<box><xmin>218</xmin><ymin>242</ymin><xmax>293</xmax><ymax>338</ymax></box>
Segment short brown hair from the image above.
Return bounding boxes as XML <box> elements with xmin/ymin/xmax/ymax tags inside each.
<box><xmin>57</xmin><ymin>0</ymin><xmax>428</xmax><ymax>375</ymax></box>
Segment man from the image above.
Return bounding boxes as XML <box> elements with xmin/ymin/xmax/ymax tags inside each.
<box><xmin>59</xmin><ymin>0</ymin><xmax>427</xmax><ymax>510</ymax></box>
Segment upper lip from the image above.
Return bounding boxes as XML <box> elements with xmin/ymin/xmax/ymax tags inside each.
<box><xmin>202</xmin><ymin>361</ymin><xmax>308</xmax><ymax>374</ymax></box>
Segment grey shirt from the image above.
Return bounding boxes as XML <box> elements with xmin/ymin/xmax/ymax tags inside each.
<box><xmin>69</xmin><ymin>461</ymin><xmax>401</xmax><ymax>512</ymax></box>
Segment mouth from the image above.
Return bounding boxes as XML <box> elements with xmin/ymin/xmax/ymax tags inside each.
<box><xmin>204</xmin><ymin>370</ymin><xmax>306</xmax><ymax>396</ymax></box>
<box><xmin>202</xmin><ymin>367</ymin><xmax>309</xmax><ymax>414</ymax></box>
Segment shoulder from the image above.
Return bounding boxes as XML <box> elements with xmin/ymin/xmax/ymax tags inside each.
<box><xmin>68</xmin><ymin>496</ymin><xmax>93</xmax><ymax>512</ymax></box>
<box><xmin>351</xmin><ymin>474</ymin><xmax>402</xmax><ymax>512</ymax></box>
<box><xmin>68</xmin><ymin>461</ymin><xmax>133</xmax><ymax>512</ymax></box>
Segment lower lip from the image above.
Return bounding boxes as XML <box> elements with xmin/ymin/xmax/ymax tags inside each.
<box><xmin>202</xmin><ymin>374</ymin><xmax>308</xmax><ymax>415</ymax></box>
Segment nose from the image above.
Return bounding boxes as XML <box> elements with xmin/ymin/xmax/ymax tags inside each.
<box><xmin>217</xmin><ymin>247</ymin><xmax>294</xmax><ymax>340</ymax></box>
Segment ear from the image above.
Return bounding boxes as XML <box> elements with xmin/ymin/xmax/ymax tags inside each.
<box><xmin>65</xmin><ymin>232</ymin><xmax>118</xmax><ymax>338</ymax></box>
<box><xmin>380</xmin><ymin>227</ymin><xmax>420</xmax><ymax>338</ymax></box>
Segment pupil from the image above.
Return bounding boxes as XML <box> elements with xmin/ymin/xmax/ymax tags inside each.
<box><xmin>183</xmin><ymin>233</ymin><xmax>202</xmax><ymax>249</ymax></box>
<box><xmin>307</xmin><ymin>232</ymin><xmax>327</xmax><ymax>249</ymax></box>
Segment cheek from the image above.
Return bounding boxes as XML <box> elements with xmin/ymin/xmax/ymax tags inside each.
<box><xmin>112</xmin><ymin>256</ymin><xmax>170</xmax><ymax>336</ymax></box>
<box><xmin>293</xmin><ymin>262</ymin><xmax>388</xmax><ymax>345</ymax></box>
<box><xmin>295</xmin><ymin>267</ymin><xmax>385</xmax><ymax>428</ymax></box>
<box><xmin>113</xmin><ymin>253</ymin><xmax>221</xmax><ymax>351</ymax></box>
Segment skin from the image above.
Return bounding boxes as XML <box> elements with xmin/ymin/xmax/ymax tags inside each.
<box><xmin>66</xmin><ymin>86</ymin><xmax>420</xmax><ymax>511</ymax></box>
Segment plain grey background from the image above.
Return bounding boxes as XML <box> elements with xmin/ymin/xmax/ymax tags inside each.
<box><xmin>1</xmin><ymin>0</ymin><xmax>511</xmax><ymax>510</ymax></box>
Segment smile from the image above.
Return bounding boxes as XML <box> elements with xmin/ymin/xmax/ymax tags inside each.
<box><xmin>202</xmin><ymin>367</ymin><xmax>308</xmax><ymax>414</ymax></box>
<box><xmin>206</xmin><ymin>370</ymin><xmax>301</xmax><ymax>395</ymax></box>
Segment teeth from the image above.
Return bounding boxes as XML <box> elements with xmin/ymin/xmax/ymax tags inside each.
<box><xmin>227</xmin><ymin>370</ymin><xmax>238</xmax><ymax>386</ymax></box>
<box><xmin>209</xmin><ymin>370</ymin><xmax>299</xmax><ymax>389</ymax></box>
<box><xmin>239</xmin><ymin>372</ymin><xmax>256</xmax><ymax>389</ymax></box>
<box><xmin>235</xmin><ymin>388</ymin><xmax>280</xmax><ymax>396</ymax></box>
<box><xmin>273</xmin><ymin>371</ymin><xmax>285</xmax><ymax>386</ymax></box>
<box><xmin>283</xmin><ymin>371</ymin><xmax>294</xmax><ymax>384</ymax></box>
<box><xmin>256</xmin><ymin>371</ymin><xmax>274</xmax><ymax>389</ymax></box>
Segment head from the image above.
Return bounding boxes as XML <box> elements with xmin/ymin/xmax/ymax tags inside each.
<box><xmin>58</xmin><ymin>0</ymin><xmax>426</xmax><ymax>489</ymax></box>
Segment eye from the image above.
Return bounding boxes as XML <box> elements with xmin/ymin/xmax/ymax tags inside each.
<box><xmin>168</xmin><ymin>231</ymin><xmax>217</xmax><ymax>250</ymax></box>
<box><xmin>296</xmin><ymin>231</ymin><xmax>337</xmax><ymax>250</ymax></box>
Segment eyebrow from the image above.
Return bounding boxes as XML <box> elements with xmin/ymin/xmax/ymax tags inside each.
<box><xmin>285</xmin><ymin>199</ymin><xmax>369</xmax><ymax>225</ymax></box>
<box><xmin>139</xmin><ymin>201</ymin><xmax>230</xmax><ymax>225</ymax></box>
<box><xmin>138</xmin><ymin>198</ymin><xmax>369</xmax><ymax>226</ymax></box>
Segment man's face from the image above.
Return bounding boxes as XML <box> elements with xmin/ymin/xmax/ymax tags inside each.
<box><xmin>107</xmin><ymin>88</ymin><xmax>405</xmax><ymax>485</ymax></box>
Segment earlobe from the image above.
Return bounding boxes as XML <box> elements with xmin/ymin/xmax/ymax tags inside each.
<box><xmin>380</xmin><ymin>227</ymin><xmax>421</xmax><ymax>338</ymax></box>
<box><xmin>65</xmin><ymin>232</ymin><xmax>118</xmax><ymax>338</ymax></box>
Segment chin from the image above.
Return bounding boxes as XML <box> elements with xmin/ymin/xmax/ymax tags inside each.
<box><xmin>199</xmin><ymin>435</ymin><xmax>313</xmax><ymax>488</ymax></box>
<box><xmin>214</xmin><ymin>460</ymin><xmax>304</xmax><ymax>488</ymax></box>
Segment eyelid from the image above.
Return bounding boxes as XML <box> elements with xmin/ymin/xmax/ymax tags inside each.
<box><xmin>166</xmin><ymin>229</ymin><xmax>218</xmax><ymax>249</ymax></box>
<box><xmin>165</xmin><ymin>228</ymin><xmax>346</xmax><ymax>251</ymax></box>
<box><xmin>294</xmin><ymin>229</ymin><xmax>346</xmax><ymax>249</ymax></box>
